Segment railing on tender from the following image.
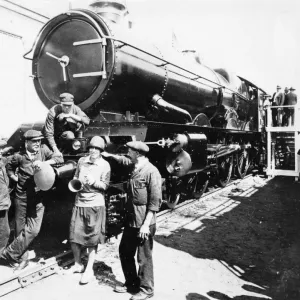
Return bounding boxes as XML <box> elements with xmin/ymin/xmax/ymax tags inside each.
<box><xmin>265</xmin><ymin>104</ymin><xmax>299</xmax><ymax>129</ymax></box>
<box><xmin>264</xmin><ymin>104</ymin><xmax>300</xmax><ymax>178</ymax></box>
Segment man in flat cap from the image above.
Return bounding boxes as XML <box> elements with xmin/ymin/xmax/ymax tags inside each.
<box><xmin>43</xmin><ymin>93</ymin><xmax>90</xmax><ymax>155</ymax></box>
<box><xmin>272</xmin><ymin>85</ymin><xmax>285</xmax><ymax>126</ymax></box>
<box><xmin>0</xmin><ymin>130</ymin><xmax>63</xmax><ymax>271</ymax></box>
<box><xmin>0</xmin><ymin>139</ymin><xmax>11</xmax><ymax>257</ymax></box>
<box><xmin>284</xmin><ymin>87</ymin><xmax>297</xmax><ymax>126</ymax></box>
<box><xmin>282</xmin><ymin>87</ymin><xmax>290</xmax><ymax>126</ymax></box>
<box><xmin>103</xmin><ymin>141</ymin><xmax>162</xmax><ymax>300</ymax></box>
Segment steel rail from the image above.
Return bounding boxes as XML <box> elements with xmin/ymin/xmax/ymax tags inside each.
<box><xmin>157</xmin><ymin>174</ymin><xmax>254</xmax><ymax>224</ymax></box>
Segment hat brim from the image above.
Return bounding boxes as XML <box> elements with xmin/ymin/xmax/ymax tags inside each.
<box><xmin>87</xmin><ymin>145</ymin><xmax>103</xmax><ymax>151</ymax></box>
<box><xmin>27</xmin><ymin>136</ymin><xmax>43</xmax><ymax>141</ymax></box>
<box><xmin>126</xmin><ymin>145</ymin><xmax>147</xmax><ymax>153</ymax></box>
<box><xmin>0</xmin><ymin>141</ymin><xmax>7</xmax><ymax>148</ymax></box>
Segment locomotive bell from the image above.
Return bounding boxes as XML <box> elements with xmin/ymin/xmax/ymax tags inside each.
<box><xmin>34</xmin><ymin>162</ymin><xmax>56</xmax><ymax>191</ymax></box>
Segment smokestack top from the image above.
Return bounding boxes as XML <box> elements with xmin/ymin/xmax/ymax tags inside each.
<box><xmin>89</xmin><ymin>0</ymin><xmax>130</xmax><ymax>26</ymax></box>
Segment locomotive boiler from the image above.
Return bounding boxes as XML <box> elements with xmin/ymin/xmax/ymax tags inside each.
<box><xmin>15</xmin><ymin>1</ymin><xmax>267</xmax><ymax>230</ymax></box>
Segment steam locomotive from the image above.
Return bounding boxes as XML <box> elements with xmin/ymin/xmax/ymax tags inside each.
<box><xmin>9</xmin><ymin>3</ymin><xmax>267</xmax><ymax>235</ymax></box>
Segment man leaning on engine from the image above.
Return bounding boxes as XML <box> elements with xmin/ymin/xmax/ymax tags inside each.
<box><xmin>43</xmin><ymin>93</ymin><xmax>90</xmax><ymax>156</ymax></box>
<box><xmin>0</xmin><ymin>130</ymin><xmax>63</xmax><ymax>271</ymax></box>
<box><xmin>103</xmin><ymin>141</ymin><xmax>162</xmax><ymax>300</ymax></box>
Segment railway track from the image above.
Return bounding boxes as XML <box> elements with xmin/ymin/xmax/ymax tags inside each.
<box><xmin>157</xmin><ymin>174</ymin><xmax>255</xmax><ymax>224</ymax></box>
<box><xmin>0</xmin><ymin>174</ymin><xmax>265</xmax><ymax>297</ymax></box>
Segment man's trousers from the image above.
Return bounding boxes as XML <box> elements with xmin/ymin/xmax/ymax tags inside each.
<box><xmin>119</xmin><ymin>224</ymin><xmax>156</xmax><ymax>295</ymax></box>
<box><xmin>0</xmin><ymin>210</ymin><xmax>10</xmax><ymax>256</ymax></box>
<box><xmin>5</xmin><ymin>196</ymin><xmax>44</xmax><ymax>262</ymax></box>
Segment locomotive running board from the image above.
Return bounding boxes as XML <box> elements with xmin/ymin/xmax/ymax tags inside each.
<box><xmin>0</xmin><ymin>250</ymin><xmax>74</xmax><ymax>297</ymax></box>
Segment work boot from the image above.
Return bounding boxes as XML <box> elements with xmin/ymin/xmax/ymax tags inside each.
<box><xmin>114</xmin><ymin>283</ymin><xmax>139</xmax><ymax>294</ymax></box>
<box><xmin>0</xmin><ymin>249</ymin><xmax>19</xmax><ymax>268</ymax></box>
<box><xmin>130</xmin><ymin>291</ymin><xmax>154</xmax><ymax>300</ymax></box>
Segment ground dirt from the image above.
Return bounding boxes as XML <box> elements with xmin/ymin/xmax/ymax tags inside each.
<box><xmin>1</xmin><ymin>176</ymin><xmax>300</xmax><ymax>300</ymax></box>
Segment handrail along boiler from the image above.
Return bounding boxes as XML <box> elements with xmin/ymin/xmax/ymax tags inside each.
<box><xmin>17</xmin><ymin>4</ymin><xmax>267</xmax><ymax>235</ymax></box>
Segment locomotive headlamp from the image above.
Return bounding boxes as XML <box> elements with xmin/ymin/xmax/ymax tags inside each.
<box><xmin>72</xmin><ymin>140</ymin><xmax>81</xmax><ymax>150</ymax></box>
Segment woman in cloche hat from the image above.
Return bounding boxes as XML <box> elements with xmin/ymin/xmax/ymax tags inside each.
<box><xmin>67</xmin><ymin>136</ymin><xmax>111</xmax><ymax>284</ymax></box>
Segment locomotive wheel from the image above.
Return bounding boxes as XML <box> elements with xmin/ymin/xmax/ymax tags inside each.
<box><xmin>192</xmin><ymin>173</ymin><xmax>209</xmax><ymax>199</ymax></box>
<box><xmin>166</xmin><ymin>193</ymin><xmax>181</xmax><ymax>209</ymax></box>
<box><xmin>165</xmin><ymin>177</ymin><xmax>182</xmax><ymax>209</ymax></box>
<box><xmin>236</xmin><ymin>150</ymin><xmax>250</xmax><ymax>179</ymax></box>
<box><xmin>217</xmin><ymin>155</ymin><xmax>233</xmax><ymax>187</ymax></box>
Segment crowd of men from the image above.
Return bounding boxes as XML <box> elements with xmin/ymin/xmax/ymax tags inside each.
<box><xmin>265</xmin><ymin>85</ymin><xmax>298</xmax><ymax>127</ymax></box>
<box><xmin>0</xmin><ymin>93</ymin><xmax>161</xmax><ymax>300</ymax></box>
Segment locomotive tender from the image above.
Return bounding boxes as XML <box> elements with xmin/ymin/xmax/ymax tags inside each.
<box><xmin>11</xmin><ymin>1</ymin><xmax>267</xmax><ymax>233</ymax></box>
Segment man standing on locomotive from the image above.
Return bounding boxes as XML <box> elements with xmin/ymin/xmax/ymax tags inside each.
<box><xmin>66</xmin><ymin>136</ymin><xmax>110</xmax><ymax>284</ymax></box>
<box><xmin>0</xmin><ymin>130</ymin><xmax>63</xmax><ymax>271</ymax></box>
<box><xmin>103</xmin><ymin>141</ymin><xmax>162</xmax><ymax>300</ymax></box>
<box><xmin>43</xmin><ymin>93</ymin><xmax>90</xmax><ymax>156</ymax></box>
<box><xmin>285</xmin><ymin>87</ymin><xmax>298</xmax><ymax>126</ymax></box>
<box><xmin>0</xmin><ymin>139</ymin><xmax>11</xmax><ymax>257</ymax></box>
<box><xmin>273</xmin><ymin>85</ymin><xmax>285</xmax><ymax>126</ymax></box>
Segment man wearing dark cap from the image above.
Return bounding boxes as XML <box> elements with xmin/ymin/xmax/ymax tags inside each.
<box><xmin>1</xmin><ymin>130</ymin><xmax>63</xmax><ymax>270</ymax></box>
<box><xmin>284</xmin><ymin>87</ymin><xmax>298</xmax><ymax>126</ymax></box>
<box><xmin>282</xmin><ymin>87</ymin><xmax>290</xmax><ymax>126</ymax></box>
<box><xmin>43</xmin><ymin>93</ymin><xmax>90</xmax><ymax>155</ymax></box>
<box><xmin>0</xmin><ymin>139</ymin><xmax>11</xmax><ymax>257</ymax></box>
<box><xmin>272</xmin><ymin>85</ymin><xmax>285</xmax><ymax>126</ymax></box>
<box><xmin>103</xmin><ymin>141</ymin><xmax>162</xmax><ymax>300</ymax></box>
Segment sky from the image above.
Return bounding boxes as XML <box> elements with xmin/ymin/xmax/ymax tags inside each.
<box><xmin>10</xmin><ymin>0</ymin><xmax>300</xmax><ymax>95</ymax></box>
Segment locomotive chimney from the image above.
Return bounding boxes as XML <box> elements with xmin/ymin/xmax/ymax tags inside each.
<box><xmin>89</xmin><ymin>0</ymin><xmax>132</xmax><ymax>28</ymax></box>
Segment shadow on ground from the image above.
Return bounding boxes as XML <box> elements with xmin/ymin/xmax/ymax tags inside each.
<box><xmin>93</xmin><ymin>260</ymin><xmax>122</xmax><ymax>288</ymax></box>
<box><xmin>186</xmin><ymin>292</ymin><xmax>211</xmax><ymax>300</ymax></box>
<box><xmin>156</xmin><ymin>177</ymin><xmax>300</xmax><ymax>300</ymax></box>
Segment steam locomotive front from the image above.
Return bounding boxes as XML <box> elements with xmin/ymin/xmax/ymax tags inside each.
<box><xmin>32</xmin><ymin>9</ymin><xmax>115</xmax><ymax>113</ymax></box>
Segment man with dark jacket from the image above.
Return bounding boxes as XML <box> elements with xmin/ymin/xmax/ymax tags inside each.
<box><xmin>285</xmin><ymin>87</ymin><xmax>298</xmax><ymax>126</ymax></box>
<box><xmin>282</xmin><ymin>87</ymin><xmax>290</xmax><ymax>126</ymax></box>
<box><xmin>272</xmin><ymin>85</ymin><xmax>285</xmax><ymax>126</ymax></box>
<box><xmin>103</xmin><ymin>141</ymin><xmax>162</xmax><ymax>300</ymax></box>
<box><xmin>0</xmin><ymin>139</ymin><xmax>10</xmax><ymax>257</ymax></box>
<box><xmin>0</xmin><ymin>130</ymin><xmax>63</xmax><ymax>271</ymax></box>
<box><xmin>43</xmin><ymin>93</ymin><xmax>90</xmax><ymax>156</ymax></box>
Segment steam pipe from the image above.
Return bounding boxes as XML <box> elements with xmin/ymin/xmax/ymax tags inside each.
<box><xmin>54</xmin><ymin>160</ymin><xmax>77</xmax><ymax>179</ymax></box>
<box><xmin>150</xmin><ymin>95</ymin><xmax>192</xmax><ymax>124</ymax></box>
